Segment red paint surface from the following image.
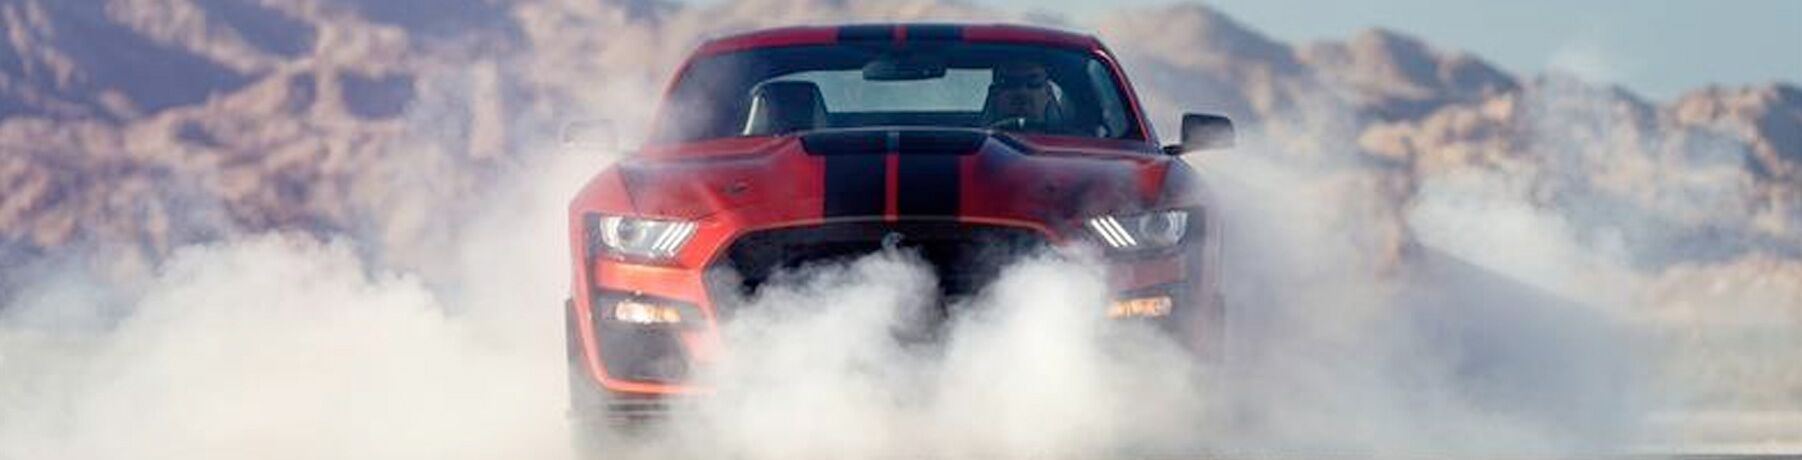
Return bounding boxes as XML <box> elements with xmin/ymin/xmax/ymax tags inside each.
<box><xmin>570</xmin><ymin>23</ymin><xmax>1222</xmax><ymax>396</ymax></box>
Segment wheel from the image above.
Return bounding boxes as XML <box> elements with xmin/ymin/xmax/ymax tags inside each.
<box><xmin>565</xmin><ymin>299</ymin><xmax>613</xmax><ymax>459</ymax></box>
<box><xmin>566</xmin><ymin>299</ymin><xmax>605</xmax><ymax>410</ymax></box>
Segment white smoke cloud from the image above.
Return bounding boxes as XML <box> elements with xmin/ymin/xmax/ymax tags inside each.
<box><xmin>2</xmin><ymin>237</ymin><xmax>551</xmax><ymax>459</ymax></box>
<box><xmin>3</xmin><ymin>0</ymin><xmax>1799</xmax><ymax>458</ymax></box>
<box><xmin>0</xmin><ymin>146</ymin><xmax>611</xmax><ymax>459</ymax></box>
<box><xmin>640</xmin><ymin>250</ymin><xmax>1208</xmax><ymax>459</ymax></box>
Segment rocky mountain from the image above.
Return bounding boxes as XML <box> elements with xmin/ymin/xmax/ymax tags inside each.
<box><xmin>0</xmin><ymin>0</ymin><xmax>1795</xmax><ymax>288</ymax></box>
<box><xmin>1104</xmin><ymin>4</ymin><xmax>1798</xmax><ymax>272</ymax></box>
<box><xmin>0</xmin><ymin>0</ymin><xmax>521</xmax><ymax>277</ymax></box>
<box><xmin>0</xmin><ymin>0</ymin><xmax>1797</xmax><ymax>413</ymax></box>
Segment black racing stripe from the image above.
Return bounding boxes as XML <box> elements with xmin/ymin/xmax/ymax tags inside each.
<box><xmin>904</xmin><ymin>24</ymin><xmax>963</xmax><ymax>42</ymax></box>
<box><xmin>897</xmin><ymin>154</ymin><xmax>960</xmax><ymax>217</ymax></box>
<box><xmin>837</xmin><ymin>24</ymin><xmax>892</xmax><ymax>43</ymax></box>
<box><xmin>823</xmin><ymin>155</ymin><xmax>886</xmax><ymax>217</ymax></box>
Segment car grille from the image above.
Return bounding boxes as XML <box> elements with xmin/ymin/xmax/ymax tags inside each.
<box><xmin>705</xmin><ymin>221</ymin><xmax>1048</xmax><ymax>314</ymax></box>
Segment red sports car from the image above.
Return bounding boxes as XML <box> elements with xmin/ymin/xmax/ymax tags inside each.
<box><xmin>565</xmin><ymin>23</ymin><xmax>1234</xmax><ymax>426</ymax></box>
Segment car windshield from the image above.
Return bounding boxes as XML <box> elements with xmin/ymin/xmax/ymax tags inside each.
<box><xmin>649</xmin><ymin>43</ymin><xmax>1143</xmax><ymax>144</ymax></box>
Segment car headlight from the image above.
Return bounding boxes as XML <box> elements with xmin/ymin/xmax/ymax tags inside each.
<box><xmin>1085</xmin><ymin>210</ymin><xmax>1191</xmax><ymax>251</ymax></box>
<box><xmin>584</xmin><ymin>213</ymin><xmax>699</xmax><ymax>261</ymax></box>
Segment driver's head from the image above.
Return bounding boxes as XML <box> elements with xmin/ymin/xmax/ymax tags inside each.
<box><xmin>989</xmin><ymin>60</ymin><xmax>1053</xmax><ymax>122</ymax></box>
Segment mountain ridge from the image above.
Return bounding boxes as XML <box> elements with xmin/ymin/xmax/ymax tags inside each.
<box><xmin>0</xmin><ymin>0</ymin><xmax>1794</xmax><ymax>273</ymax></box>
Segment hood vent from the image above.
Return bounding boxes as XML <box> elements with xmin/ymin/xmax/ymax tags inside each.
<box><xmin>800</xmin><ymin>128</ymin><xmax>988</xmax><ymax>156</ymax></box>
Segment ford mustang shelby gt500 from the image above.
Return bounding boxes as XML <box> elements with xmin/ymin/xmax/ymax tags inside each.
<box><xmin>565</xmin><ymin>23</ymin><xmax>1235</xmax><ymax>422</ymax></box>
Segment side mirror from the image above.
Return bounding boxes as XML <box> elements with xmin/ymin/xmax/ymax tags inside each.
<box><xmin>1165</xmin><ymin>113</ymin><xmax>1234</xmax><ymax>155</ymax></box>
<box><xmin>560</xmin><ymin>119</ymin><xmax>616</xmax><ymax>152</ymax></box>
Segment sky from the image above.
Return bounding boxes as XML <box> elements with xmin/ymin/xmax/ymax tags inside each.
<box><xmin>984</xmin><ymin>0</ymin><xmax>1800</xmax><ymax>101</ymax></box>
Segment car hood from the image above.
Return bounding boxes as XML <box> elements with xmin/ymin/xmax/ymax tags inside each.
<box><xmin>609</xmin><ymin>128</ymin><xmax>1174</xmax><ymax>230</ymax></box>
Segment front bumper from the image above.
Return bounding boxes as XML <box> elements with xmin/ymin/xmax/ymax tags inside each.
<box><xmin>571</xmin><ymin>219</ymin><xmax>1208</xmax><ymax>396</ymax></box>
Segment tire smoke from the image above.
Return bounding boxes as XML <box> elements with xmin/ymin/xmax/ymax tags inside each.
<box><xmin>2</xmin><ymin>0</ymin><xmax>1797</xmax><ymax>458</ymax></box>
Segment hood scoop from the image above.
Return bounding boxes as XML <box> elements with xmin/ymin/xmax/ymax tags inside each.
<box><xmin>799</xmin><ymin>128</ymin><xmax>991</xmax><ymax>156</ymax></box>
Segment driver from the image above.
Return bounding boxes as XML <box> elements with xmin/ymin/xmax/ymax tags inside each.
<box><xmin>984</xmin><ymin>60</ymin><xmax>1062</xmax><ymax>131</ymax></box>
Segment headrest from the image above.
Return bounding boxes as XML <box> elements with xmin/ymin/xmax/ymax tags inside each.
<box><xmin>744</xmin><ymin>81</ymin><xmax>828</xmax><ymax>135</ymax></box>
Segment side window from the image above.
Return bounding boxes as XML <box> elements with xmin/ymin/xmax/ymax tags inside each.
<box><xmin>1085</xmin><ymin>61</ymin><xmax>1128</xmax><ymax>138</ymax></box>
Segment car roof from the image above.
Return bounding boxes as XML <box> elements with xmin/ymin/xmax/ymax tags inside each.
<box><xmin>694</xmin><ymin>23</ymin><xmax>1105</xmax><ymax>57</ymax></box>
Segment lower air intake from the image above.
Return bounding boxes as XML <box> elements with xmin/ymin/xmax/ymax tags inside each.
<box><xmin>705</xmin><ymin>221</ymin><xmax>1048</xmax><ymax>313</ymax></box>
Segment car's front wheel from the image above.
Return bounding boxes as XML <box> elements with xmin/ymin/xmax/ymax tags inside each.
<box><xmin>565</xmin><ymin>299</ymin><xmax>615</xmax><ymax>458</ymax></box>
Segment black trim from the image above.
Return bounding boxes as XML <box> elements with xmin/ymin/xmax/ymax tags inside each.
<box><xmin>801</xmin><ymin>129</ymin><xmax>986</xmax><ymax>156</ymax></box>
<box><xmin>582</xmin><ymin>213</ymin><xmax>605</xmax><ymax>262</ymax></box>
<box><xmin>904</xmin><ymin>24</ymin><xmax>963</xmax><ymax>42</ymax></box>
<box><xmin>836</xmin><ymin>25</ymin><xmax>892</xmax><ymax>43</ymax></box>
<box><xmin>898</xmin><ymin>129</ymin><xmax>986</xmax><ymax>155</ymax></box>
<box><xmin>590</xmin><ymin>291</ymin><xmax>700</xmax><ymax>383</ymax></box>
<box><xmin>822</xmin><ymin>154</ymin><xmax>886</xmax><ymax>217</ymax></box>
<box><xmin>801</xmin><ymin>130</ymin><xmax>890</xmax><ymax>156</ymax></box>
<box><xmin>605</xmin><ymin>399</ymin><xmax>673</xmax><ymax>421</ymax></box>
<box><xmin>896</xmin><ymin>154</ymin><xmax>960</xmax><ymax>217</ymax></box>
<box><xmin>596</xmin><ymin>324</ymin><xmax>689</xmax><ymax>383</ymax></box>
<box><xmin>705</xmin><ymin>221</ymin><xmax>1049</xmax><ymax>306</ymax></box>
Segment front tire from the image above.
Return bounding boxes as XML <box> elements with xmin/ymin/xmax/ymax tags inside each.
<box><xmin>566</xmin><ymin>299</ymin><xmax>613</xmax><ymax>458</ymax></box>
